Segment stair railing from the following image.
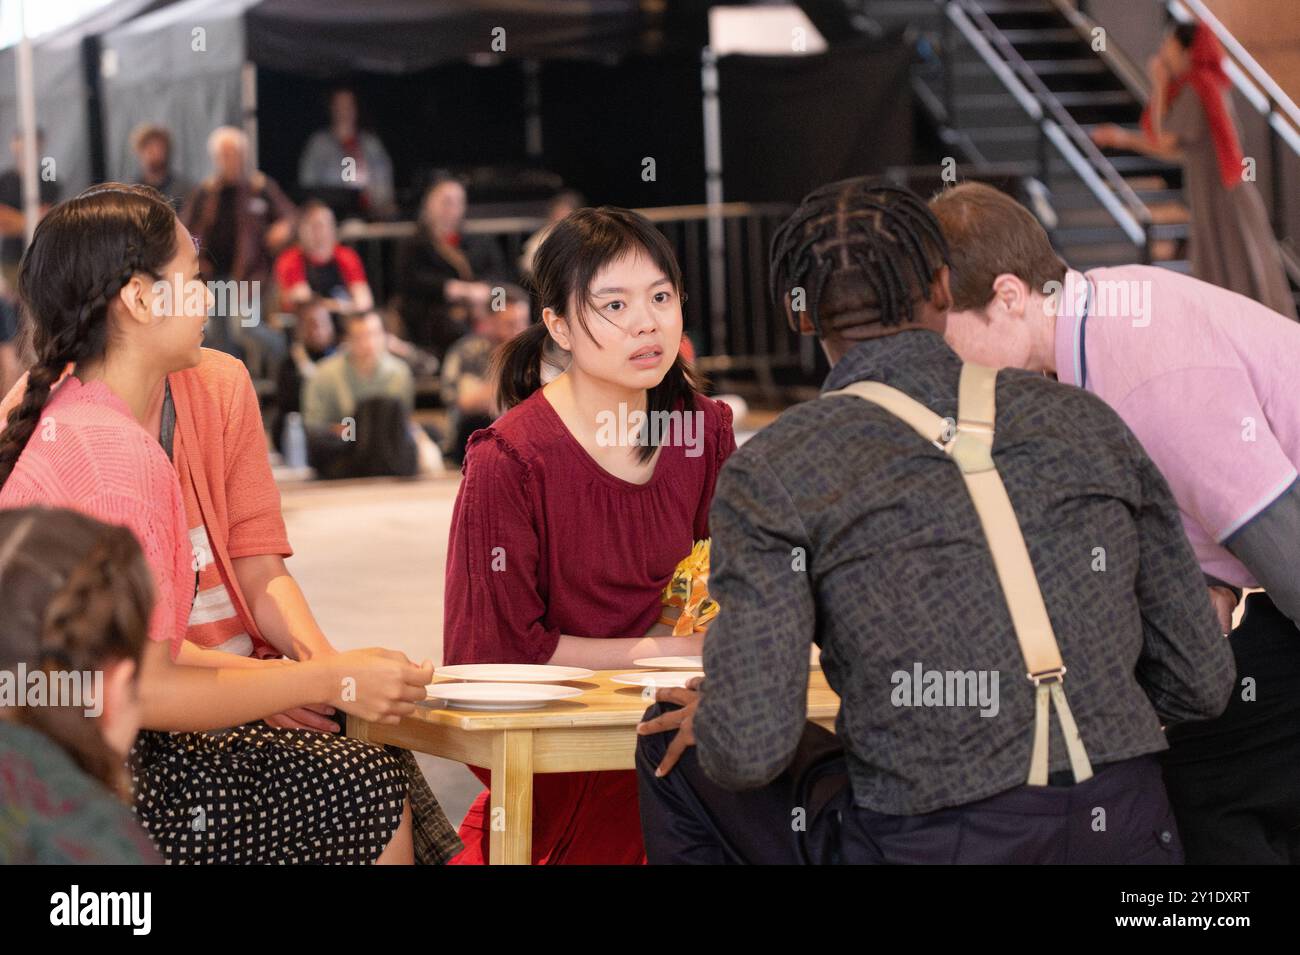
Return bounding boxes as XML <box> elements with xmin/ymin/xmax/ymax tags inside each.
<box><xmin>939</xmin><ymin>0</ymin><xmax>1156</xmax><ymax>260</ymax></box>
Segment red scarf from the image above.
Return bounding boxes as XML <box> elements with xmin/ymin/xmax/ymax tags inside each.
<box><xmin>1142</xmin><ymin>23</ymin><xmax>1243</xmax><ymax>190</ymax></box>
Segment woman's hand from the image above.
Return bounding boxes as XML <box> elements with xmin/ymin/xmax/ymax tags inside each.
<box><xmin>1147</xmin><ymin>52</ymin><xmax>1170</xmax><ymax>88</ymax></box>
<box><xmin>322</xmin><ymin>648</ymin><xmax>433</xmax><ymax>724</ymax></box>
<box><xmin>1090</xmin><ymin>124</ymin><xmax>1125</xmax><ymax>149</ymax></box>
<box><xmin>266</xmin><ymin>702</ymin><xmax>341</xmax><ymax>733</ymax></box>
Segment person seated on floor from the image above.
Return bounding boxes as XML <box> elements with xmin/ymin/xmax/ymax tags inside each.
<box><xmin>302</xmin><ymin>310</ymin><xmax>440</xmax><ymax>479</ymax></box>
<box><xmin>634</xmin><ymin>178</ymin><xmax>1234</xmax><ymax>865</ymax></box>
<box><xmin>273</xmin><ymin>297</ymin><xmax>338</xmax><ymax>452</ymax></box>
<box><xmin>0</xmin><ymin>507</ymin><xmax>161</xmax><ymax>864</ymax></box>
<box><xmin>439</xmin><ymin>283</ymin><xmax>530</xmax><ymax>464</ymax></box>
<box><xmin>274</xmin><ymin>199</ymin><xmax>374</xmax><ymax>315</ymax></box>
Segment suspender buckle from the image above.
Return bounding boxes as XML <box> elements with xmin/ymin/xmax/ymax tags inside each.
<box><xmin>948</xmin><ymin>430</ymin><xmax>995</xmax><ymax>474</ymax></box>
<box><xmin>1027</xmin><ymin>666</ymin><xmax>1066</xmax><ymax>686</ymax></box>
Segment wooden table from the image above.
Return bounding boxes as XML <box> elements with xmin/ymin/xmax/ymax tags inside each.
<box><xmin>348</xmin><ymin>669</ymin><xmax>840</xmax><ymax>865</ymax></box>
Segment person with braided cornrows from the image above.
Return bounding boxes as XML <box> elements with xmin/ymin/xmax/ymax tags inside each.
<box><xmin>0</xmin><ymin>507</ymin><xmax>160</xmax><ymax>864</ymax></box>
<box><xmin>635</xmin><ymin>178</ymin><xmax>1234</xmax><ymax>864</ymax></box>
<box><xmin>0</xmin><ymin>183</ymin><xmax>445</xmax><ymax>864</ymax></box>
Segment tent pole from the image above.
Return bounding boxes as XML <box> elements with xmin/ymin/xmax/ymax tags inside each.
<box><xmin>241</xmin><ymin>61</ymin><xmax>259</xmax><ymax>173</ymax></box>
<box><xmin>524</xmin><ymin>58</ymin><xmax>542</xmax><ymax>157</ymax></box>
<box><xmin>15</xmin><ymin>0</ymin><xmax>40</xmax><ymax>248</ymax></box>
<box><xmin>701</xmin><ymin>47</ymin><xmax>726</xmax><ymax>361</ymax></box>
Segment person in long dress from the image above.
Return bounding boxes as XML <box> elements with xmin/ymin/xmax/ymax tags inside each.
<box><xmin>1092</xmin><ymin>21</ymin><xmax>1297</xmax><ymax>321</ymax></box>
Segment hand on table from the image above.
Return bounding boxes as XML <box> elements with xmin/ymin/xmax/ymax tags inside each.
<box><xmin>326</xmin><ymin>648</ymin><xmax>434</xmax><ymax>724</ymax></box>
<box><xmin>636</xmin><ymin>677</ymin><xmax>703</xmax><ymax>778</ymax></box>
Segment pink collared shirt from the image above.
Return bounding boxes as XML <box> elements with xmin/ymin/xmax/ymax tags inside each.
<box><xmin>1054</xmin><ymin>265</ymin><xmax>1300</xmax><ymax>587</ymax></box>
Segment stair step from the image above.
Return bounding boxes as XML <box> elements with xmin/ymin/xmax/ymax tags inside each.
<box><xmin>1023</xmin><ymin>59</ymin><xmax>1109</xmax><ymax>75</ymax></box>
<box><xmin>1000</xmin><ymin>28</ymin><xmax>1082</xmax><ymax>43</ymax></box>
<box><xmin>966</xmin><ymin>125</ymin><xmax>1041</xmax><ymax>142</ymax></box>
<box><xmin>1052</xmin><ymin>90</ymin><xmax>1133</xmax><ymax>106</ymax></box>
<box><xmin>978</xmin><ymin>0</ymin><xmax>1055</xmax><ymax>12</ymax></box>
<box><xmin>1102</xmin><ymin>154</ymin><xmax>1180</xmax><ymax>174</ymax></box>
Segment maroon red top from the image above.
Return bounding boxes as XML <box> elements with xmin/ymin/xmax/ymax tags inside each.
<box><xmin>444</xmin><ymin>388</ymin><xmax>736</xmax><ymax>665</ymax></box>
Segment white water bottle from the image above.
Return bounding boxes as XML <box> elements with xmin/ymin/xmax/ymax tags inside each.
<box><xmin>283</xmin><ymin>412</ymin><xmax>308</xmax><ymax>469</ymax></box>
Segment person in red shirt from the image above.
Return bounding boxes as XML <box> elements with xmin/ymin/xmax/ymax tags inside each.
<box><xmin>443</xmin><ymin>206</ymin><xmax>737</xmax><ymax>863</ymax></box>
<box><xmin>274</xmin><ymin>200</ymin><xmax>373</xmax><ymax>315</ymax></box>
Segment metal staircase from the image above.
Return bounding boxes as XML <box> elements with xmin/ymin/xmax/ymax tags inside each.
<box><xmin>859</xmin><ymin>0</ymin><xmax>1299</xmax><ymax>305</ymax></box>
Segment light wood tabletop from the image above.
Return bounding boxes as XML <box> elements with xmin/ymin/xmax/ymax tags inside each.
<box><xmin>348</xmin><ymin>669</ymin><xmax>841</xmax><ymax>865</ymax></box>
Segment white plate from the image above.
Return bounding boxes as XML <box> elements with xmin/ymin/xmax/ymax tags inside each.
<box><xmin>434</xmin><ymin>664</ymin><xmax>594</xmax><ymax>683</ymax></box>
<box><xmin>425</xmin><ymin>682</ymin><xmax>584</xmax><ymax>710</ymax></box>
<box><xmin>633</xmin><ymin>656</ymin><xmax>703</xmax><ymax>670</ymax></box>
<box><xmin>611</xmin><ymin>671</ymin><xmax>705</xmax><ymax>689</ymax></box>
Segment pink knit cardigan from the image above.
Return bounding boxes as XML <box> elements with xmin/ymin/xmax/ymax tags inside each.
<box><xmin>0</xmin><ymin>376</ymin><xmax>191</xmax><ymax>655</ymax></box>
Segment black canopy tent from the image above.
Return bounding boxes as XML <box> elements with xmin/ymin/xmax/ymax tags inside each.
<box><xmin>97</xmin><ymin>0</ymin><xmax>665</xmax><ymax>204</ymax></box>
<box><xmin>0</xmin><ymin>0</ymin><xmax>171</xmax><ymax>199</ymax></box>
<box><xmin>244</xmin><ymin>0</ymin><xmax>650</xmax><ymax>77</ymax></box>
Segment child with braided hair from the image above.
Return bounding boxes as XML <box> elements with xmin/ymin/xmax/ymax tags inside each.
<box><xmin>0</xmin><ymin>507</ymin><xmax>158</xmax><ymax>863</ymax></box>
<box><xmin>0</xmin><ymin>183</ymin><xmax>447</xmax><ymax>864</ymax></box>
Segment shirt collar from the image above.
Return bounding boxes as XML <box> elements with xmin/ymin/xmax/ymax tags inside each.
<box><xmin>1053</xmin><ymin>269</ymin><xmax>1093</xmax><ymax>388</ymax></box>
<box><xmin>820</xmin><ymin>329</ymin><xmax>956</xmax><ymax>394</ymax></box>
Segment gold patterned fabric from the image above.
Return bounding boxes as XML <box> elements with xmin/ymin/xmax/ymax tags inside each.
<box><xmin>659</xmin><ymin>539</ymin><xmax>720</xmax><ymax>635</ymax></box>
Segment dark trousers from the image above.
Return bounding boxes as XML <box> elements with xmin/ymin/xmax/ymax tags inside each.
<box><xmin>636</xmin><ymin>705</ymin><xmax>1183</xmax><ymax>864</ymax></box>
<box><xmin>1162</xmin><ymin>592</ymin><xmax>1300</xmax><ymax>864</ymax></box>
<box><xmin>306</xmin><ymin>396</ymin><xmax>418</xmax><ymax>480</ymax></box>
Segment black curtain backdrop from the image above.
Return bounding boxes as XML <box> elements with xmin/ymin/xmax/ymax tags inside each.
<box><xmin>257</xmin><ymin>53</ymin><xmax>707</xmax><ymax>214</ymax></box>
<box><xmin>717</xmin><ymin>38</ymin><xmax>914</xmax><ymax>204</ymax></box>
<box><xmin>256</xmin><ymin>36</ymin><xmax>914</xmax><ymax>214</ymax></box>
<box><xmin>539</xmin><ymin>53</ymin><xmax>706</xmax><ymax>209</ymax></box>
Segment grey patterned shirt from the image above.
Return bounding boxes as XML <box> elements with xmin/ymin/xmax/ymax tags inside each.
<box><xmin>694</xmin><ymin>330</ymin><xmax>1235</xmax><ymax>814</ymax></box>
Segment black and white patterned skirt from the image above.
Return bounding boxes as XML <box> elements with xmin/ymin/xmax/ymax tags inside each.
<box><xmin>129</xmin><ymin>724</ymin><xmax>461</xmax><ymax>864</ymax></box>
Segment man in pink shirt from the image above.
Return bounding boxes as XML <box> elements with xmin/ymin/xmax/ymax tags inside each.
<box><xmin>932</xmin><ymin>182</ymin><xmax>1300</xmax><ymax>864</ymax></box>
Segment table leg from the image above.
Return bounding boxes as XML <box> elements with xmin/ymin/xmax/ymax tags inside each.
<box><xmin>489</xmin><ymin>729</ymin><xmax>534</xmax><ymax>865</ymax></box>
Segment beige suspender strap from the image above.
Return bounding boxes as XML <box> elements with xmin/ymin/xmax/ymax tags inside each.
<box><xmin>822</xmin><ymin>380</ymin><xmax>950</xmax><ymax>447</ymax></box>
<box><xmin>823</xmin><ymin>364</ymin><xmax>1093</xmax><ymax>786</ymax></box>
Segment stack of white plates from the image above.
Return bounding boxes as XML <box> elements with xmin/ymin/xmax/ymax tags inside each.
<box><xmin>427</xmin><ymin>664</ymin><xmax>593</xmax><ymax>710</ymax></box>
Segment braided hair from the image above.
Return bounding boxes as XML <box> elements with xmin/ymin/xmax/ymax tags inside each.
<box><xmin>0</xmin><ymin>183</ymin><xmax>178</xmax><ymax>491</ymax></box>
<box><xmin>0</xmin><ymin>507</ymin><xmax>153</xmax><ymax>792</ymax></box>
<box><xmin>769</xmin><ymin>177</ymin><xmax>951</xmax><ymax>337</ymax></box>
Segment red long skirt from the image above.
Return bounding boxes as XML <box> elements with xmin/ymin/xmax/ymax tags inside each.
<box><xmin>449</xmin><ymin>767</ymin><xmax>646</xmax><ymax>865</ymax></box>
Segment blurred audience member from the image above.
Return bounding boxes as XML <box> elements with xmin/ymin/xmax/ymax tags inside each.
<box><xmin>0</xmin><ymin>128</ymin><xmax>59</xmax><ymax>292</ymax></box>
<box><xmin>274</xmin><ymin>297</ymin><xmax>338</xmax><ymax>452</ymax></box>
<box><xmin>0</xmin><ymin>507</ymin><xmax>160</xmax><ymax>864</ymax></box>
<box><xmin>440</xmin><ymin>284</ymin><xmax>530</xmax><ymax>463</ymax></box>
<box><xmin>130</xmin><ymin>123</ymin><xmax>192</xmax><ymax>207</ymax></box>
<box><xmin>519</xmin><ymin>189</ymin><xmax>583</xmax><ymax>277</ymax></box>
<box><xmin>302</xmin><ymin>311</ymin><xmax>430</xmax><ymax>479</ymax></box>
<box><xmin>0</xmin><ymin>285</ymin><xmax>18</xmax><ymax>400</ymax></box>
<box><xmin>298</xmin><ymin>87</ymin><xmax>396</xmax><ymax>221</ymax></box>
<box><xmin>181</xmin><ymin>126</ymin><xmax>296</xmax><ymax>371</ymax></box>
<box><xmin>396</xmin><ymin>177</ymin><xmax>507</xmax><ymax>360</ymax></box>
<box><xmin>274</xmin><ymin>200</ymin><xmax>373</xmax><ymax>314</ymax></box>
